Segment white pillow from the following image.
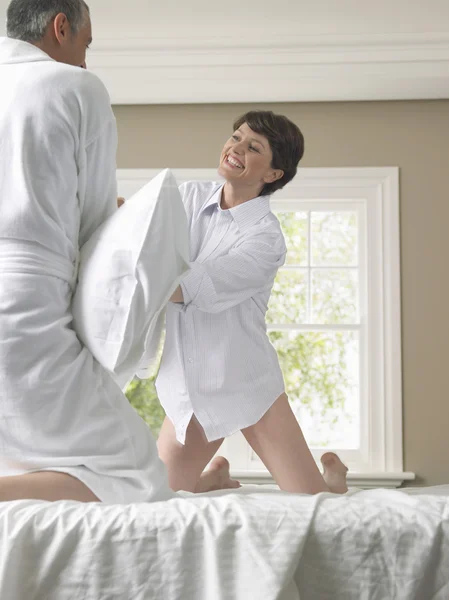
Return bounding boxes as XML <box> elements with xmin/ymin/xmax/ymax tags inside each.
<box><xmin>72</xmin><ymin>168</ymin><xmax>189</xmax><ymax>388</ymax></box>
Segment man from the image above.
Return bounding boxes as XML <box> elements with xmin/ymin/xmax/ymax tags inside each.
<box><xmin>0</xmin><ymin>0</ymin><xmax>236</xmax><ymax>502</ymax></box>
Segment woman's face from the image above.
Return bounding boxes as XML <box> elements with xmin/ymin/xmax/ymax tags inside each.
<box><xmin>218</xmin><ymin>123</ymin><xmax>283</xmax><ymax>193</ymax></box>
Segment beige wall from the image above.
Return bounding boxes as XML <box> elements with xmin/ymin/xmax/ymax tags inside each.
<box><xmin>114</xmin><ymin>101</ymin><xmax>449</xmax><ymax>486</ymax></box>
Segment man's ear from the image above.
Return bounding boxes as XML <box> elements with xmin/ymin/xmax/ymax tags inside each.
<box><xmin>53</xmin><ymin>13</ymin><xmax>71</xmax><ymax>45</ymax></box>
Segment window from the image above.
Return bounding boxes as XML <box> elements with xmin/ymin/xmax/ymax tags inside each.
<box><xmin>117</xmin><ymin>167</ymin><xmax>413</xmax><ymax>488</ymax></box>
<box><xmin>267</xmin><ymin>207</ymin><xmax>362</xmax><ymax>451</ymax></box>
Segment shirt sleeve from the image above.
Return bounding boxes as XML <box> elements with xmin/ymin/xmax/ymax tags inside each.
<box><xmin>180</xmin><ymin>231</ymin><xmax>286</xmax><ymax>313</ymax></box>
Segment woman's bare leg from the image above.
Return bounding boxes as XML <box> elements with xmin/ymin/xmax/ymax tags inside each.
<box><xmin>157</xmin><ymin>416</ymin><xmax>240</xmax><ymax>492</ymax></box>
<box><xmin>242</xmin><ymin>393</ymin><xmax>348</xmax><ymax>494</ymax></box>
<box><xmin>0</xmin><ymin>471</ymin><xmax>99</xmax><ymax>502</ymax></box>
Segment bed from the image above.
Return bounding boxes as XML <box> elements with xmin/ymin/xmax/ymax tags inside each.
<box><xmin>0</xmin><ymin>485</ymin><xmax>448</xmax><ymax>599</ymax></box>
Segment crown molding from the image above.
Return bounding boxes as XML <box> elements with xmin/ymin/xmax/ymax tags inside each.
<box><xmin>88</xmin><ymin>33</ymin><xmax>449</xmax><ymax>104</ymax></box>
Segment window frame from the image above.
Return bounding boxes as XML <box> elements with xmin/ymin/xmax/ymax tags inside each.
<box><xmin>117</xmin><ymin>167</ymin><xmax>414</xmax><ymax>488</ymax></box>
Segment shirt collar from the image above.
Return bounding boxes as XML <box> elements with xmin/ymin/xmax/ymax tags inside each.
<box><xmin>201</xmin><ymin>183</ymin><xmax>272</xmax><ymax>231</ymax></box>
<box><xmin>201</xmin><ymin>184</ymin><xmax>223</xmax><ymax>212</ymax></box>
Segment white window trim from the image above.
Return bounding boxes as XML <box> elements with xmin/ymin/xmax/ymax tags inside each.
<box><xmin>117</xmin><ymin>167</ymin><xmax>415</xmax><ymax>489</ymax></box>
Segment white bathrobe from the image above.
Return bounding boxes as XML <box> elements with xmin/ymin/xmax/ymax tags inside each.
<box><xmin>0</xmin><ymin>37</ymin><xmax>174</xmax><ymax>503</ymax></box>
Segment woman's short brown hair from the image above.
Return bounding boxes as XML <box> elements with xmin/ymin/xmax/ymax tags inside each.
<box><xmin>233</xmin><ymin>110</ymin><xmax>305</xmax><ymax>196</ymax></box>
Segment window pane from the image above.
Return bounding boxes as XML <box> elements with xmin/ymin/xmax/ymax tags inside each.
<box><xmin>267</xmin><ymin>269</ymin><xmax>307</xmax><ymax>325</ymax></box>
<box><xmin>269</xmin><ymin>330</ymin><xmax>360</xmax><ymax>449</ymax></box>
<box><xmin>312</xmin><ymin>211</ymin><xmax>358</xmax><ymax>266</ymax></box>
<box><xmin>312</xmin><ymin>269</ymin><xmax>358</xmax><ymax>324</ymax></box>
<box><xmin>276</xmin><ymin>211</ymin><xmax>308</xmax><ymax>266</ymax></box>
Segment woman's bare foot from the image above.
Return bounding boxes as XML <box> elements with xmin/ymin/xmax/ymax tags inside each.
<box><xmin>321</xmin><ymin>452</ymin><xmax>348</xmax><ymax>494</ymax></box>
<box><xmin>194</xmin><ymin>457</ymin><xmax>241</xmax><ymax>493</ymax></box>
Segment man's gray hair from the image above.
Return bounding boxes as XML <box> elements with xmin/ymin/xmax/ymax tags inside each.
<box><xmin>6</xmin><ymin>0</ymin><xmax>89</xmax><ymax>42</ymax></box>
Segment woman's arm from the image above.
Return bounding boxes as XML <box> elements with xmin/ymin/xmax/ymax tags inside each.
<box><xmin>176</xmin><ymin>231</ymin><xmax>286</xmax><ymax>313</ymax></box>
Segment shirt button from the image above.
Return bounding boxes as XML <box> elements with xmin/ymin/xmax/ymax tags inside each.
<box><xmin>188</xmin><ymin>358</ymin><xmax>193</xmax><ymax>363</ymax></box>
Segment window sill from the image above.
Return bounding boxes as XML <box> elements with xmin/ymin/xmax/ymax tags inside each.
<box><xmin>231</xmin><ymin>470</ymin><xmax>416</xmax><ymax>489</ymax></box>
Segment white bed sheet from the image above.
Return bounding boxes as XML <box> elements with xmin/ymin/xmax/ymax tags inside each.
<box><xmin>0</xmin><ymin>485</ymin><xmax>448</xmax><ymax>600</ymax></box>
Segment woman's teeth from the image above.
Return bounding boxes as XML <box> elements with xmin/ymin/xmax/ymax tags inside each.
<box><xmin>227</xmin><ymin>155</ymin><xmax>243</xmax><ymax>168</ymax></box>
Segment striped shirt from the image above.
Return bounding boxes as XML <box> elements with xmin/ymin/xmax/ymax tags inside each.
<box><xmin>155</xmin><ymin>181</ymin><xmax>286</xmax><ymax>443</ymax></box>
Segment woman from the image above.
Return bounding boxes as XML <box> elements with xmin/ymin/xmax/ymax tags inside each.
<box><xmin>156</xmin><ymin>110</ymin><xmax>348</xmax><ymax>495</ymax></box>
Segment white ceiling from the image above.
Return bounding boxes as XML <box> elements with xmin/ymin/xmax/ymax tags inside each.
<box><xmin>1</xmin><ymin>0</ymin><xmax>449</xmax><ymax>41</ymax></box>
<box><xmin>1</xmin><ymin>1</ymin><xmax>449</xmax><ymax>103</ymax></box>
<box><xmin>86</xmin><ymin>0</ymin><xmax>449</xmax><ymax>43</ymax></box>
<box><xmin>79</xmin><ymin>0</ymin><xmax>449</xmax><ymax>40</ymax></box>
